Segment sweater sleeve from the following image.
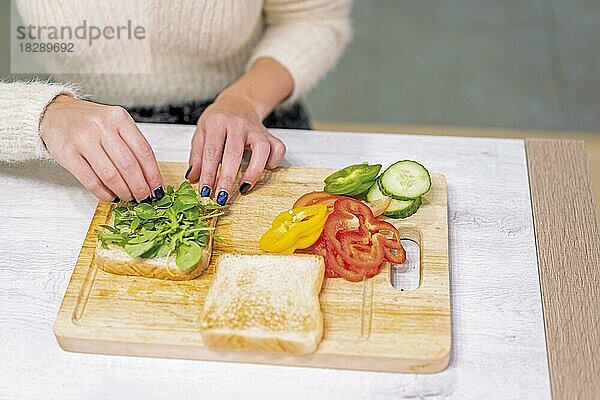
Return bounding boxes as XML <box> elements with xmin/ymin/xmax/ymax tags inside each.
<box><xmin>0</xmin><ymin>80</ymin><xmax>82</xmax><ymax>163</ymax></box>
<box><xmin>247</xmin><ymin>0</ymin><xmax>352</xmax><ymax>104</ymax></box>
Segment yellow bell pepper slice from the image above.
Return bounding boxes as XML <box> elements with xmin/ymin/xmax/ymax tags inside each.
<box><xmin>259</xmin><ymin>204</ymin><xmax>328</xmax><ymax>254</ymax></box>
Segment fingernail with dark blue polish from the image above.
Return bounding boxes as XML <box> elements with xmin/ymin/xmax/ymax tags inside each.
<box><xmin>153</xmin><ymin>186</ymin><xmax>164</xmax><ymax>200</ymax></box>
<box><xmin>216</xmin><ymin>190</ymin><xmax>228</xmax><ymax>206</ymax></box>
<box><xmin>184</xmin><ymin>165</ymin><xmax>193</xmax><ymax>180</ymax></box>
<box><xmin>239</xmin><ymin>181</ymin><xmax>251</xmax><ymax>195</ymax></box>
<box><xmin>200</xmin><ymin>185</ymin><xmax>211</xmax><ymax>197</ymax></box>
<box><xmin>112</xmin><ymin>197</ymin><xmax>120</xmax><ymax>203</ymax></box>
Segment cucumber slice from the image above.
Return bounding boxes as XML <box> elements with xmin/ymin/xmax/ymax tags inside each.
<box><xmin>366</xmin><ymin>179</ymin><xmax>386</xmax><ymax>202</ymax></box>
<box><xmin>366</xmin><ymin>179</ymin><xmax>422</xmax><ymax>219</ymax></box>
<box><xmin>379</xmin><ymin>160</ymin><xmax>431</xmax><ymax>200</ymax></box>
<box><xmin>383</xmin><ymin>196</ymin><xmax>421</xmax><ymax>219</ymax></box>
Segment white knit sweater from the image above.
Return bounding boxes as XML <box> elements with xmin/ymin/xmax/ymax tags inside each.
<box><xmin>0</xmin><ymin>0</ymin><xmax>351</xmax><ymax>162</ymax></box>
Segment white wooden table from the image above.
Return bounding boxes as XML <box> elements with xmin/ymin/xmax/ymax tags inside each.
<box><xmin>0</xmin><ymin>124</ymin><xmax>577</xmax><ymax>399</ymax></box>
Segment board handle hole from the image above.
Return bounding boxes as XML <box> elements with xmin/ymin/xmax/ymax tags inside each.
<box><xmin>390</xmin><ymin>239</ymin><xmax>420</xmax><ymax>292</ymax></box>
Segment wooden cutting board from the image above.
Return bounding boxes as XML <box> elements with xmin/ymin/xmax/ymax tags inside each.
<box><xmin>54</xmin><ymin>162</ymin><xmax>450</xmax><ymax>373</ymax></box>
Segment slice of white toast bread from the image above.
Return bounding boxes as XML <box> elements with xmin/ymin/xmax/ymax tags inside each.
<box><xmin>200</xmin><ymin>254</ymin><xmax>325</xmax><ymax>355</ymax></box>
<box><xmin>94</xmin><ymin>241</ymin><xmax>212</xmax><ymax>281</ymax></box>
<box><xmin>93</xmin><ymin>213</ymin><xmax>216</xmax><ymax>281</ymax></box>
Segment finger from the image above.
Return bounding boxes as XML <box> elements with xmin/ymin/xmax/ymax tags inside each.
<box><xmin>82</xmin><ymin>146</ymin><xmax>135</xmax><ymax>201</ymax></box>
<box><xmin>186</xmin><ymin>126</ymin><xmax>205</xmax><ymax>183</ymax></box>
<box><xmin>117</xmin><ymin>121</ymin><xmax>164</xmax><ymax>197</ymax></box>
<box><xmin>239</xmin><ymin>134</ymin><xmax>270</xmax><ymax>194</ymax></box>
<box><xmin>265</xmin><ymin>135</ymin><xmax>286</xmax><ymax>169</ymax></box>
<box><xmin>62</xmin><ymin>153</ymin><xmax>116</xmax><ymax>201</ymax></box>
<box><xmin>198</xmin><ymin>126</ymin><xmax>226</xmax><ymax>197</ymax></box>
<box><xmin>101</xmin><ymin>132</ymin><xmax>152</xmax><ymax>202</ymax></box>
<box><xmin>215</xmin><ymin>130</ymin><xmax>245</xmax><ymax>204</ymax></box>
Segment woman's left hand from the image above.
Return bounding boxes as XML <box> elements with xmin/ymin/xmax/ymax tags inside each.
<box><xmin>185</xmin><ymin>94</ymin><xmax>286</xmax><ymax>205</ymax></box>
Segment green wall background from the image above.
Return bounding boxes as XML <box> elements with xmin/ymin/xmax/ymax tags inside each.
<box><xmin>1</xmin><ymin>0</ymin><xmax>598</xmax><ymax>132</ymax></box>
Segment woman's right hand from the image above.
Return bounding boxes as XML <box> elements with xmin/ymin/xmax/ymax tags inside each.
<box><xmin>40</xmin><ymin>95</ymin><xmax>164</xmax><ymax>202</ymax></box>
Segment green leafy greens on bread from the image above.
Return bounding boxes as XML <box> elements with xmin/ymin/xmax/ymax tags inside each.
<box><xmin>95</xmin><ymin>182</ymin><xmax>225</xmax><ymax>272</ymax></box>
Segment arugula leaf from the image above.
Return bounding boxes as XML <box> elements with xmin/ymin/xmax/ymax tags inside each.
<box><xmin>179</xmin><ymin>195</ymin><xmax>199</xmax><ymax>206</ymax></box>
<box><xmin>155</xmin><ymin>195</ymin><xmax>172</xmax><ymax>208</ymax></box>
<box><xmin>156</xmin><ymin>243</ymin><xmax>170</xmax><ymax>258</ymax></box>
<box><xmin>124</xmin><ymin>241</ymin><xmax>155</xmax><ymax>257</ymax></box>
<box><xmin>95</xmin><ymin>182</ymin><xmax>225</xmax><ymax>272</ymax></box>
<box><xmin>142</xmin><ymin>221</ymin><xmax>155</xmax><ymax>230</ymax></box>
<box><xmin>134</xmin><ymin>203</ymin><xmax>156</xmax><ymax>219</ymax></box>
<box><xmin>99</xmin><ymin>224</ymin><xmax>119</xmax><ymax>234</ymax></box>
<box><xmin>130</xmin><ymin>218</ymin><xmax>141</xmax><ymax>231</ymax></box>
<box><xmin>139</xmin><ymin>240</ymin><xmax>164</xmax><ymax>259</ymax></box>
<box><xmin>172</xmin><ymin>198</ymin><xmax>195</xmax><ymax>213</ymax></box>
<box><xmin>127</xmin><ymin>229</ymin><xmax>159</xmax><ymax>244</ymax></box>
<box><xmin>176</xmin><ymin>181</ymin><xmax>196</xmax><ymax>196</ymax></box>
<box><xmin>183</xmin><ymin>208</ymin><xmax>199</xmax><ymax>220</ymax></box>
<box><xmin>176</xmin><ymin>241</ymin><xmax>202</xmax><ymax>272</ymax></box>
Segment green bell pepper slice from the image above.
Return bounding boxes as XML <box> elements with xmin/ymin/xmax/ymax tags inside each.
<box><xmin>323</xmin><ymin>163</ymin><xmax>381</xmax><ymax>196</ymax></box>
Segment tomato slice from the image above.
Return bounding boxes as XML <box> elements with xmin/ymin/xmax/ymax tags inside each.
<box><xmin>325</xmin><ymin>266</ymin><xmax>341</xmax><ymax>278</ymax></box>
<box><xmin>365</xmin><ymin>196</ymin><xmax>392</xmax><ymax>217</ymax></box>
<box><xmin>303</xmin><ymin>237</ymin><xmax>341</xmax><ymax>278</ymax></box>
<box><xmin>323</xmin><ymin>241</ymin><xmax>366</xmax><ymax>282</ymax></box>
<box><xmin>333</xmin><ymin>196</ymin><xmax>373</xmax><ymax>217</ymax></box>
<box><xmin>321</xmin><ymin>198</ymin><xmax>386</xmax><ymax>274</ymax></box>
<box><xmin>293</xmin><ymin>191</ymin><xmax>344</xmax><ymax>211</ymax></box>
<box><xmin>365</xmin><ymin>216</ymin><xmax>401</xmax><ymax>241</ymax></box>
<box><xmin>301</xmin><ymin>197</ymin><xmax>407</xmax><ymax>282</ymax></box>
<box><xmin>294</xmin><ymin>191</ymin><xmax>391</xmax><ymax>218</ymax></box>
<box><xmin>336</xmin><ymin>230</ymin><xmax>385</xmax><ymax>269</ymax></box>
<box><xmin>380</xmin><ymin>234</ymin><xmax>407</xmax><ymax>264</ymax></box>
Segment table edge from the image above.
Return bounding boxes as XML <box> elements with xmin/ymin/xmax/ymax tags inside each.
<box><xmin>525</xmin><ymin>138</ymin><xmax>600</xmax><ymax>400</ymax></box>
